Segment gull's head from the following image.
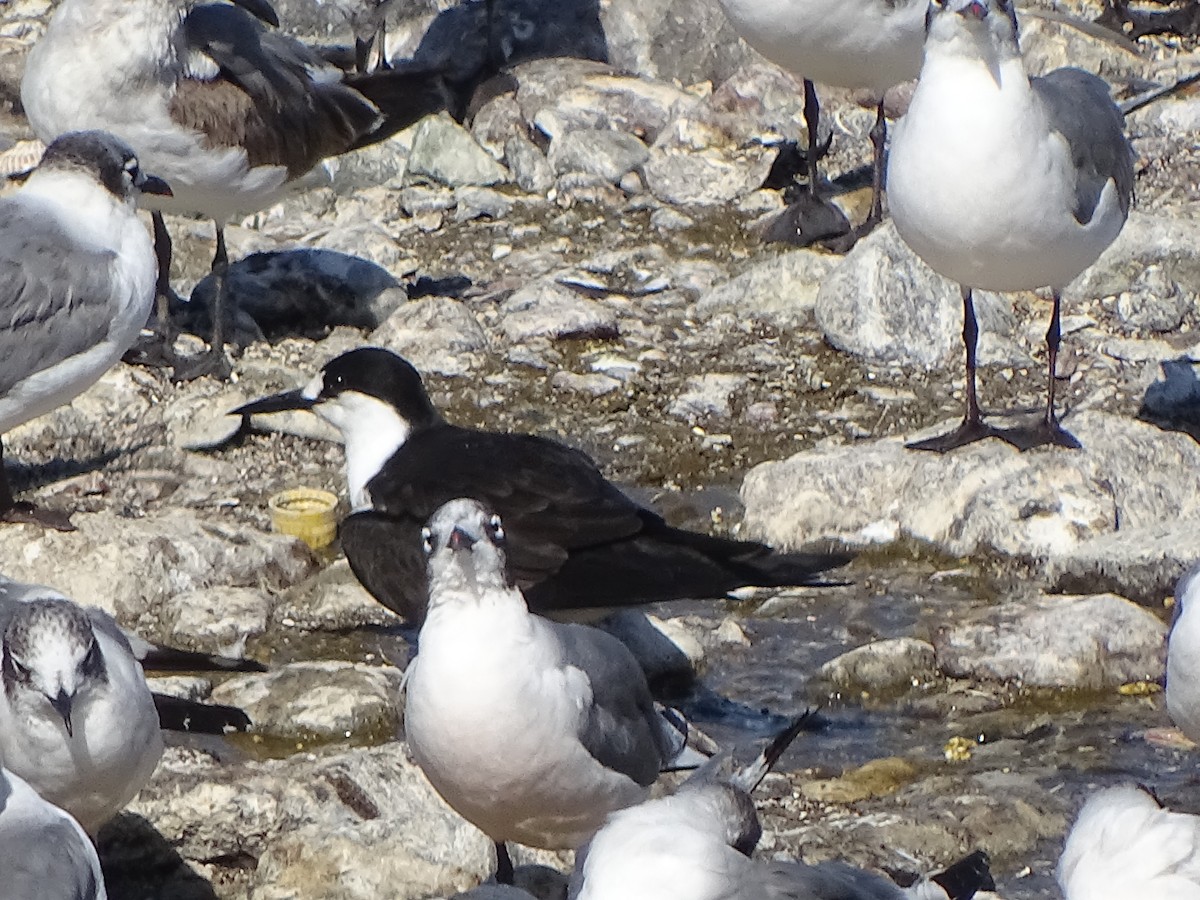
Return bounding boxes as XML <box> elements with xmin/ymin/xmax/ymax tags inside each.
<box><xmin>35</xmin><ymin>131</ymin><xmax>172</xmax><ymax>208</ymax></box>
<box><xmin>1</xmin><ymin>600</ymin><xmax>106</xmax><ymax>739</ymax></box>
<box><xmin>232</xmin><ymin>348</ymin><xmax>440</xmax><ymax>510</ymax></box>
<box><xmin>924</xmin><ymin>0</ymin><xmax>1020</xmax><ymax>61</ymax></box>
<box><xmin>423</xmin><ymin>498</ymin><xmax>513</xmax><ymax>601</ymax></box>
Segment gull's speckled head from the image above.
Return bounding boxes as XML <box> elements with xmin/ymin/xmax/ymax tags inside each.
<box><xmin>423</xmin><ymin>498</ymin><xmax>513</xmax><ymax>601</ymax></box>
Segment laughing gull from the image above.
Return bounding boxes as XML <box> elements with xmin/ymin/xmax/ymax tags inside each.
<box><xmin>887</xmin><ymin>0</ymin><xmax>1134</xmax><ymax>452</ymax></box>
<box><xmin>0</xmin><ymin>131</ymin><xmax>169</xmax><ymax>530</ymax></box>
<box><xmin>22</xmin><ymin>0</ymin><xmax>459</xmax><ymax>380</ymax></box>
<box><xmin>0</xmin><ymin>587</ymin><xmax>165</xmax><ymax>833</ymax></box>
<box><xmin>405</xmin><ymin>499</ymin><xmax>699</xmax><ymax>882</ymax></box>
<box><xmin>1057</xmin><ymin>784</ymin><xmax>1200</xmax><ymax>899</ymax></box>
<box><xmin>0</xmin><ymin>761</ymin><xmax>107</xmax><ymax>900</ymax></box>
<box><xmin>716</xmin><ymin>0</ymin><xmax>926</xmax><ymax>244</ymax></box>
<box><xmin>233</xmin><ymin>348</ymin><xmax>853</xmax><ymax>625</ymax></box>
<box><xmin>571</xmin><ymin>711</ymin><xmax>993</xmax><ymax>900</ymax></box>
<box><xmin>1166</xmin><ymin>561</ymin><xmax>1200</xmax><ymax>744</ymax></box>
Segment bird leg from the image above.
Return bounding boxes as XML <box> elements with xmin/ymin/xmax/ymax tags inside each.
<box><xmin>1002</xmin><ymin>290</ymin><xmax>1082</xmax><ymax>451</ymax></box>
<box><xmin>494</xmin><ymin>841</ymin><xmax>514</xmax><ymax>885</ymax></box>
<box><xmin>908</xmin><ymin>287</ymin><xmax>1009</xmax><ymax>452</ymax></box>
<box><xmin>171</xmin><ymin>221</ymin><xmax>233</xmax><ymax>382</ymax></box>
<box><xmin>823</xmin><ymin>100</ymin><xmax>889</xmax><ymax>252</ymax></box>
<box><xmin>0</xmin><ymin>440</ymin><xmax>76</xmax><ymax>532</ymax></box>
<box><xmin>802</xmin><ymin>79</ymin><xmax>824</xmax><ymax>197</ymax></box>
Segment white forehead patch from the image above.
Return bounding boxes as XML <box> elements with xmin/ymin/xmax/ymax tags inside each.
<box><xmin>301</xmin><ymin>372</ymin><xmax>325</xmax><ymax>401</ymax></box>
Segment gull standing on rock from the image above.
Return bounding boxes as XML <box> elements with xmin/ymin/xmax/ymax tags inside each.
<box><xmin>404</xmin><ymin>499</ymin><xmax>700</xmax><ymax>883</ymax></box>
<box><xmin>1166</xmin><ymin>560</ymin><xmax>1200</xmax><ymax>744</ymax></box>
<box><xmin>21</xmin><ymin>0</ymin><xmax>460</xmax><ymax>380</ymax></box>
<box><xmin>233</xmin><ymin>347</ymin><xmax>852</xmax><ymax>625</ymax></box>
<box><xmin>0</xmin><ymin>755</ymin><xmax>107</xmax><ymax>899</ymax></box>
<box><xmin>716</xmin><ymin>0</ymin><xmax>927</xmax><ymax>244</ymax></box>
<box><xmin>0</xmin><ymin>586</ymin><xmax>165</xmax><ymax>833</ymax></box>
<box><xmin>887</xmin><ymin>0</ymin><xmax>1134</xmax><ymax>452</ymax></box>
<box><xmin>571</xmin><ymin>711</ymin><xmax>993</xmax><ymax>900</ymax></box>
<box><xmin>0</xmin><ymin>131</ymin><xmax>169</xmax><ymax>530</ymax></box>
<box><xmin>1057</xmin><ymin>784</ymin><xmax>1200</xmax><ymax>899</ymax></box>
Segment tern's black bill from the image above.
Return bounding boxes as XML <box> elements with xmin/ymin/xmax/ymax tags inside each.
<box><xmin>138</xmin><ymin>174</ymin><xmax>173</xmax><ymax>197</ymax></box>
<box><xmin>232</xmin><ymin>0</ymin><xmax>280</xmax><ymax>27</ymax></box>
<box><xmin>231</xmin><ymin>389</ymin><xmax>316</xmax><ymax>417</ymax></box>
<box><xmin>49</xmin><ymin>690</ymin><xmax>74</xmax><ymax>738</ymax></box>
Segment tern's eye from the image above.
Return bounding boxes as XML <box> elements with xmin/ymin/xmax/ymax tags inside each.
<box><xmin>488</xmin><ymin>514</ymin><xmax>505</xmax><ymax>543</ymax></box>
<box><xmin>421</xmin><ymin>526</ymin><xmax>434</xmax><ymax>555</ymax></box>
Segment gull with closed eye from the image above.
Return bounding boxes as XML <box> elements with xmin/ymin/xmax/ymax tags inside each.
<box><xmin>404</xmin><ymin>498</ymin><xmax>703</xmax><ymax>884</ymax></box>
<box><xmin>571</xmin><ymin>711</ymin><xmax>994</xmax><ymax>900</ymax></box>
<box><xmin>887</xmin><ymin>0</ymin><xmax>1134</xmax><ymax>451</ymax></box>
<box><xmin>21</xmin><ymin>0</ymin><xmax>462</xmax><ymax>379</ymax></box>
<box><xmin>0</xmin><ymin>131</ymin><xmax>170</xmax><ymax>530</ymax></box>
<box><xmin>233</xmin><ymin>347</ymin><xmax>853</xmax><ymax>626</ymax></box>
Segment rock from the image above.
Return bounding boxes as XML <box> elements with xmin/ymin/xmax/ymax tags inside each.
<box><xmin>547</xmin><ymin>129</ymin><xmax>649</xmax><ymax>183</ymax></box>
<box><xmin>740</xmin><ymin>412</ymin><xmax>1200</xmax><ymax>574</ymax></box>
<box><xmin>407</xmin><ymin>114</ymin><xmax>510</xmax><ymax>187</ymax></box>
<box><xmin>1065</xmin><ymin>212</ymin><xmax>1200</xmax><ymax>332</ymax></box>
<box><xmin>273</xmin><ymin>559</ymin><xmax>402</xmax><ymax>631</ymax></box>
<box><xmin>694</xmin><ymin>249</ymin><xmax>835</xmax><ymax>328</ymax></box>
<box><xmin>164</xmin><ymin>386</ymin><xmax>249</xmax><ymax>451</ymax></box>
<box><xmin>550</xmin><ymin>371</ymin><xmax>622</xmax><ymax>396</ymax></box>
<box><xmin>816</xmin><ymin>638</ymin><xmax>938</xmax><ymax>695</ymax></box>
<box><xmin>933</xmin><ymin>593</ymin><xmax>1166</xmax><ymax>689</ymax></box>
<box><xmin>815</xmin><ymin>222</ymin><xmax>1014</xmax><ymax>369</ymax></box>
<box><xmin>1141</xmin><ymin>358</ymin><xmax>1200</xmax><ymax>426</ymax></box>
<box><xmin>454</xmin><ymin>186</ymin><xmax>515</xmax><ymax>222</ymax></box>
<box><xmin>600</xmin><ymin>611</ymin><xmax>705</xmax><ymax>686</ymax></box>
<box><xmin>499</xmin><ymin>279</ymin><xmax>619</xmax><ymax>342</ymax></box>
<box><xmin>188</xmin><ymin>249</ymin><xmax>404</xmax><ymax>347</ymax></box>
<box><xmin>0</xmin><ymin>509</ymin><xmax>315</xmax><ymax>628</ymax></box>
<box><xmin>211</xmin><ymin>661</ymin><xmax>405</xmax><ymax>741</ymax></box>
<box><xmin>643</xmin><ymin>119</ymin><xmax>775</xmax><ymax>207</ymax></box>
<box><xmin>800</xmin><ymin>757</ymin><xmax>919</xmax><ymax>804</ymax></box>
<box><xmin>371</xmin><ymin>297</ymin><xmax>491</xmax><ymax>376</ymax></box>
<box><xmin>553</xmin><ymin>172</ymin><xmax>627</xmax><ymax>207</ymax></box>
<box><xmin>127</xmin><ymin>744</ymin><xmax>492</xmax><ymax>900</ymax></box>
<box><xmin>1045</xmin><ymin>519</ymin><xmax>1200</xmax><ymax>605</ymax></box>
<box><xmin>505</xmin><ymin>133</ymin><xmax>556</xmax><ymax>194</ymax></box>
<box><xmin>650</xmin><ymin>207</ymin><xmax>694</xmax><ymax>230</ymax></box>
<box><xmin>667</xmin><ymin>373</ymin><xmax>748</xmax><ymax>422</ymax></box>
<box><xmin>159</xmin><ymin>587</ymin><xmax>273</xmax><ymax>659</ymax></box>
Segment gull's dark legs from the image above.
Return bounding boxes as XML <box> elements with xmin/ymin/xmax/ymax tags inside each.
<box><xmin>826</xmin><ymin>99</ymin><xmax>889</xmax><ymax>251</ymax></box>
<box><xmin>494</xmin><ymin>840</ymin><xmax>514</xmax><ymax>885</ymax></box>
<box><xmin>1003</xmin><ymin>289</ymin><xmax>1082</xmax><ymax>450</ymax></box>
<box><xmin>0</xmin><ymin>439</ymin><xmax>75</xmax><ymax>531</ymax></box>
<box><xmin>802</xmin><ymin>78</ymin><xmax>822</xmax><ymax>196</ymax></box>
<box><xmin>171</xmin><ymin>221</ymin><xmax>233</xmax><ymax>381</ymax></box>
<box><xmin>908</xmin><ymin>286</ymin><xmax>1009</xmax><ymax>452</ymax></box>
<box><xmin>124</xmin><ymin>211</ymin><xmax>183</xmax><ymax>368</ymax></box>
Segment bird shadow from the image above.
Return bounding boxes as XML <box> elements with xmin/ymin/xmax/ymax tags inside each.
<box><xmin>5</xmin><ymin>444</ymin><xmax>147</xmax><ymax>496</ymax></box>
<box><xmin>1136</xmin><ymin>356</ymin><xmax>1200</xmax><ymax>442</ymax></box>
<box><xmin>96</xmin><ymin>813</ymin><xmax>222</xmax><ymax>900</ymax></box>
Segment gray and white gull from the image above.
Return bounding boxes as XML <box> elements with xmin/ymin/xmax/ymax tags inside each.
<box><xmin>571</xmin><ymin>712</ymin><xmax>993</xmax><ymax>900</ymax></box>
<box><xmin>21</xmin><ymin>0</ymin><xmax>457</xmax><ymax>379</ymax></box>
<box><xmin>887</xmin><ymin>0</ymin><xmax>1134</xmax><ymax>452</ymax></box>
<box><xmin>0</xmin><ymin>750</ymin><xmax>107</xmax><ymax>899</ymax></box>
<box><xmin>0</xmin><ymin>130</ymin><xmax>169</xmax><ymax>529</ymax></box>
<box><xmin>1057</xmin><ymin>784</ymin><xmax>1200</xmax><ymax>900</ymax></box>
<box><xmin>1166</xmin><ymin>560</ymin><xmax>1200</xmax><ymax>744</ymax></box>
<box><xmin>404</xmin><ymin>498</ymin><xmax>700</xmax><ymax>883</ymax></box>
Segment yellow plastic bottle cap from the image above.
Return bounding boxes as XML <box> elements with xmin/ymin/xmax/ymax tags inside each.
<box><xmin>268</xmin><ymin>488</ymin><xmax>339</xmax><ymax>551</ymax></box>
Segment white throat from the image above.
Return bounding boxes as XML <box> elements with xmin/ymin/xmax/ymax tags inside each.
<box><xmin>311</xmin><ymin>388</ymin><xmax>411</xmax><ymax>511</ymax></box>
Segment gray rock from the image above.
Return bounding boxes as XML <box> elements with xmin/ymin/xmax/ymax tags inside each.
<box><xmin>548</xmin><ymin>129</ymin><xmax>649</xmax><ymax>183</ymax></box>
<box><xmin>164</xmin><ymin>387</ymin><xmax>250</xmax><ymax>451</ymax></box>
<box><xmin>643</xmin><ymin>121</ymin><xmax>774</xmax><ymax>207</ymax></box>
<box><xmin>0</xmin><ymin>509</ymin><xmax>315</xmax><ymax>628</ymax></box>
<box><xmin>553</xmin><ymin>172</ymin><xmax>627</xmax><ymax>207</ymax></box>
<box><xmin>933</xmin><ymin>593</ymin><xmax>1166</xmax><ymax>689</ymax></box>
<box><xmin>816</xmin><ymin>638</ymin><xmax>938</xmax><ymax>694</ymax></box>
<box><xmin>1141</xmin><ymin>357</ymin><xmax>1200</xmax><ymax>425</ymax></box>
<box><xmin>1045</xmin><ymin>518</ymin><xmax>1200</xmax><ymax>605</ymax></box>
<box><xmin>550</xmin><ymin>370</ymin><xmax>622</xmax><ymax>396</ymax></box>
<box><xmin>600</xmin><ymin>611</ymin><xmax>705</xmax><ymax>684</ymax></box>
<box><xmin>371</xmin><ymin>296</ymin><xmax>491</xmax><ymax>376</ymax></box>
<box><xmin>1114</xmin><ymin>264</ymin><xmax>1192</xmax><ymax>333</ymax></box>
<box><xmin>694</xmin><ymin>249</ymin><xmax>836</xmax><ymax>328</ymax></box>
<box><xmin>505</xmin><ymin>133</ymin><xmax>556</xmax><ymax>195</ymax></box>
<box><xmin>500</xmin><ymin>279</ymin><xmax>619</xmax><ymax>342</ymax></box>
<box><xmin>400</xmin><ymin>184</ymin><xmax>458</xmax><ymax>216</ymax></box>
<box><xmin>454</xmin><ymin>185</ymin><xmax>515</xmax><ymax>222</ymax></box>
<box><xmin>407</xmin><ymin>114</ymin><xmax>510</xmax><ymax>187</ymax></box>
<box><xmin>668</xmin><ymin>373</ymin><xmax>747</xmax><ymax>422</ymax></box>
<box><xmin>127</xmin><ymin>744</ymin><xmax>492</xmax><ymax>899</ymax></box>
<box><xmin>274</xmin><ymin>559</ymin><xmax>402</xmax><ymax>631</ymax></box>
<box><xmin>211</xmin><ymin>661</ymin><xmax>405</xmax><ymax>741</ymax></box>
<box><xmin>160</xmin><ymin>587</ymin><xmax>272</xmax><ymax>659</ymax></box>
<box><xmin>740</xmin><ymin>411</ymin><xmax>1200</xmax><ymax>572</ymax></box>
<box><xmin>650</xmin><ymin>207</ymin><xmax>694</xmax><ymax>230</ymax></box>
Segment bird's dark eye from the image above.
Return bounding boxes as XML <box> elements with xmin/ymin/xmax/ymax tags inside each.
<box><xmin>488</xmin><ymin>515</ymin><xmax>505</xmax><ymax>543</ymax></box>
<box><xmin>124</xmin><ymin>158</ymin><xmax>139</xmax><ymax>179</ymax></box>
<box><xmin>421</xmin><ymin>526</ymin><xmax>434</xmax><ymax>555</ymax></box>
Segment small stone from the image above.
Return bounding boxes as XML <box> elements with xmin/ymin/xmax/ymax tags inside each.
<box><xmin>668</xmin><ymin>373</ymin><xmax>747</xmax><ymax>422</ymax></box>
<box><xmin>453</xmin><ymin>185</ymin><xmax>514</xmax><ymax>222</ymax></box>
<box><xmin>505</xmin><ymin>134</ymin><xmax>555</xmax><ymax>195</ymax></box>
<box><xmin>160</xmin><ymin>587</ymin><xmax>273</xmax><ymax>660</ymax></box>
<box><xmin>547</xmin><ymin>129</ymin><xmax>649</xmax><ymax>183</ymax></box>
<box><xmin>550</xmin><ymin>371</ymin><xmax>622</xmax><ymax>396</ymax></box>
<box><xmin>816</xmin><ymin>638</ymin><xmax>938</xmax><ymax>694</ymax></box>
<box><xmin>372</xmin><ymin>297</ymin><xmax>490</xmax><ymax>376</ymax></box>
<box><xmin>500</xmin><ymin>279</ymin><xmax>619</xmax><ymax>343</ymax></box>
<box><xmin>407</xmin><ymin>114</ymin><xmax>510</xmax><ymax>187</ymax></box>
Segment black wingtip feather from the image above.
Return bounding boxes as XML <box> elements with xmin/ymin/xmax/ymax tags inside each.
<box><xmin>153</xmin><ymin>694</ymin><xmax>253</xmax><ymax>734</ymax></box>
